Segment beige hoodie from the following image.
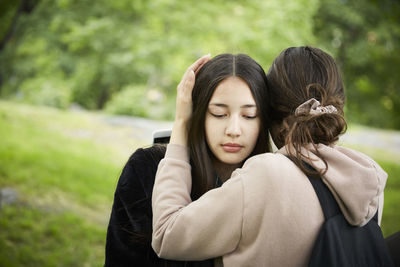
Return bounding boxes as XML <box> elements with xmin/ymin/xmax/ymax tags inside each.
<box><xmin>152</xmin><ymin>144</ymin><xmax>388</xmax><ymax>267</ymax></box>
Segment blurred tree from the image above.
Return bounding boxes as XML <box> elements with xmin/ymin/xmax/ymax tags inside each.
<box><xmin>0</xmin><ymin>0</ymin><xmax>40</xmax><ymax>92</ymax></box>
<box><xmin>314</xmin><ymin>0</ymin><xmax>400</xmax><ymax>129</ymax></box>
<box><xmin>0</xmin><ymin>0</ymin><xmax>318</xmax><ymax>117</ymax></box>
<box><xmin>0</xmin><ymin>0</ymin><xmax>39</xmax><ymax>50</ymax></box>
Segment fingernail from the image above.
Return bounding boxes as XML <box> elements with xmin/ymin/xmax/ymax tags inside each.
<box><xmin>204</xmin><ymin>53</ymin><xmax>211</xmax><ymax>58</ymax></box>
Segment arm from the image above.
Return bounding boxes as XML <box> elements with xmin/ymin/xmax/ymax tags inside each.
<box><xmin>151</xmin><ymin>144</ymin><xmax>244</xmax><ymax>260</ymax></box>
<box><xmin>152</xmin><ymin>55</ymin><xmax>244</xmax><ymax>260</ymax></box>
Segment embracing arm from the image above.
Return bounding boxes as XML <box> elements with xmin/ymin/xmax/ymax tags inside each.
<box><xmin>151</xmin><ymin>144</ymin><xmax>244</xmax><ymax>260</ymax></box>
<box><xmin>151</xmin><ymin>54</ymin><xmax>244</xmax><ymax>260</ymax></box>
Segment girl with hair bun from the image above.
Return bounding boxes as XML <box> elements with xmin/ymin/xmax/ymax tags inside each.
<box><xmin>267</xmin><ymin>46</ymin><xmax>347</xmax><ymax>177</ymax></box>
<box><xmin>151</xmin><ymin>46</ymin><xmax>389</xmax><ymax>266</ymax></box>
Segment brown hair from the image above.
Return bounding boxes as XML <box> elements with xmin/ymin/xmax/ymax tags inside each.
<box><xmin>189</xmin><ymin>54</ymin><xmax>271</xmax><ymax>200</ymax></box>
<box><xmin>266</xmin><ymin>46</ymin><xmax>347</xmax><ymax>176</ymax></box>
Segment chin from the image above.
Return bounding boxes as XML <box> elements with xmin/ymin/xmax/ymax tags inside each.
<box><xmin>219</xmin><ymin>155</ymin><xmax>246</xmax><ymax>165</ymax></box>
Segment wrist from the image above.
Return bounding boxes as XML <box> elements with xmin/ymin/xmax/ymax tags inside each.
<box><xmin>170</xmin><ymin>120</ymin><xmax>189</xmax><ymax>146</ymax></box>
<box><xmin>175</xmin><ymin>117</ymin><xmax>190</xmax><ymax>126</ymax></box>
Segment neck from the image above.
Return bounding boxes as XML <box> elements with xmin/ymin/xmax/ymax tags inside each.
<box><xmin>212</xmin><ymin>160</ymin><xmax>242</xmax><ymax>183</ymax></box>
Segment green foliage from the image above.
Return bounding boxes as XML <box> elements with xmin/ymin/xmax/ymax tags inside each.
<box><xmin>0</xmin><ymin>0</ymin><xmax>21</xmax><ymax>43</ymax></box>
<box><xmin>2</xmin><ymin>0</ymin><xmax>400</xmax><ymax>127</ymax></box>
<box><xmin>105</xmin><ymin>84</ymin><xmax>175</xmax><ymax>120</ymax></box>
<box><xmin>2</xmin><ymin>0</ymin><xmax>400</xmax><ymax>126</ymax></box>
<box><xmin>0</xmin><ymin>0</ymin><xmax>318</xmax><ymax>119</ymax></box>
<box><xmin>17</xmin><ymin>76</ymin><xmax>71</xmax><ymax>108</ymax></box>
<box><xmin>314</xmin><ymin>0</ymin><xmax>400</xmax><ymax>129</ymax></box>
<box><xmin>105</xmin><ymin>85</ymin><xmax>149</xmax><ymax>117</ymax></box>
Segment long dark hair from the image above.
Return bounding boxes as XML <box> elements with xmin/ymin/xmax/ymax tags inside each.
<box><xmin>189</xmin><ymin>54</ymin><xmax>271</xmax><ymax>200</ymax></box>
<box><xmin>266</xmin><ymin>46</ymin><xmax>347</xmax><ymax>176</ymax></box>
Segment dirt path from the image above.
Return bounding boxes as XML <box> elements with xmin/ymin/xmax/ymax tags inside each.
<box><xmin>102</xmin><ymin>114</ymin><xmax>173</xmax><ymax>145</ymax></box>
<box><xmin>340</xmin><ymin>125</ymin><xmax>400</xmax><ymax>157</ymax></box>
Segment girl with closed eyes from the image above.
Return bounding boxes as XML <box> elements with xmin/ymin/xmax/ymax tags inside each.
<box><xmin>105</xmin><ymin>53</ymin><xmax>271</xmax><ymax>266</ymax></box>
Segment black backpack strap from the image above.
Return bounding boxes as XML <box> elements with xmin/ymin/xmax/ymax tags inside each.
<box><xmin>305</xmin><ymin>170</ymin><xmax>341</xmax><ymax>220</ymax></box>
<box><xmin>284</xmin><ymin>156</ymin><xmax>341</xmax><ymax>219</ymax></box>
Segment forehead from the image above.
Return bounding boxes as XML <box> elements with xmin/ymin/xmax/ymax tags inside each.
<box><xmin>209</xmin><ymin>76</ymin><xmax>256</xmax><ymax>105</ymax></box>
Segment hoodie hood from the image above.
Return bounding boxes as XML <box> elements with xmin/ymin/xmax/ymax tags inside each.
<box><xmin>278</xmin><ymin>144</ymin><xmax>388</xmax><ymax>226</ymax></box>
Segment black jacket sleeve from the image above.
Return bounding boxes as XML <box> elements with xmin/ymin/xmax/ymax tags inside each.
<box><xmin>104</xmin><ymin>147</ymin><xmax>213</xmax><ymax>267</ymax></box>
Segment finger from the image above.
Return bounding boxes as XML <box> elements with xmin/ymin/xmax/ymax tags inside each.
<box><xmin>180</xmin><ymin>69</ymin><xmax>195</xmax><ymax>95</ymax></box>
<box><xmin>188</xmin><ymin>54</ymin><xmax>211</xmax><ymax>74</ymax></box>
<box><xmin>194</xmin><ymin>60</ymin><xmax>208</xmax><ymax>75</ymax></box>
<box><xmin>178</xmin><ymin>69</ymin><xmax>194</xmax><ymax>93</ymax></box>
<box><xmin>177</xmin><ymin>54</ymin><xmax>210</xmax><ymax>94</ymax></box>
<box><xmin>183</xmin><ymin>69</ymin><xmax>195</xmax><ymax>91</ymax></box>
<box><xmin>180</xmin><ymin>54</ymin><xmax>210</xmax><ymax>83</ymax></box>
<box><xmin>193</xmin><ymin>54</ymin><xmax>211</xmax><ymax>73</ymax></box>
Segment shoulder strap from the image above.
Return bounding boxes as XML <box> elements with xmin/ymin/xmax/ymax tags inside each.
<box><xmin>305</xmin><ymin>169</ymin><xmax>341</xmax><ymax>220</ymax></box>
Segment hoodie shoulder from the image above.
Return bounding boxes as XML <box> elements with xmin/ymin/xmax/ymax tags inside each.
<box><xmin>315</xmin><ymin>145</ymin><xmax>388</xmax><ymax>226</ymax></box>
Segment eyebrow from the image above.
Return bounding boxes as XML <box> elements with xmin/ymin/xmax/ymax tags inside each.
<box><xmin>209</xmin><ymin>103</ymin><xmax>257</xmax><ymax>108</ymax></box>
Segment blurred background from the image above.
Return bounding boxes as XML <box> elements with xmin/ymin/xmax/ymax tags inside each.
<box><xmin>0</xmin><ymin>0</ymin><xmax>399</xmax><ymax>266</ymax></box>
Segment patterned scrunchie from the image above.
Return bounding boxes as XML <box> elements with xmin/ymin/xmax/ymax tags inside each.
<box><xmin>295</xmin><ymin>98</ymin><xmax>337</xmax><ymax>116</ymax></box>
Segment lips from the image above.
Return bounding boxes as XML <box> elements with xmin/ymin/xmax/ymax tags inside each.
<box><xmin>222</xmin><ymin>143</ymin><xmax>243</xmax><ymax>153</ymax></box>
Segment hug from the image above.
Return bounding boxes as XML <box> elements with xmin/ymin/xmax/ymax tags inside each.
<box><xmin>105</xmin><ymin>47</ymin><xmax>395</xmax><ymax>267</ymax></box>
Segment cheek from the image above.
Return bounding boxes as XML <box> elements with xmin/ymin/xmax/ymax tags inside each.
<box><xmin>205</xmin><ymin>116</ymin><xmax>226</xmax><ymax>149</ymax></box>
<box><xmin>204</xmin><ymin>116</ymin><xmax>216</xmax><ymax>147</ymax></box>
<box><xmin>247</xmin><ymin>119</ymin><xmax>261</xmax><ymax>144</ymax></box>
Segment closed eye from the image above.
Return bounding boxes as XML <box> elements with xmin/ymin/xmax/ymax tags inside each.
<box><xmin>243</xmin><ymin>115</ymin><xmax>258</xmax><ymax>119</ymax></box>
<box><xmin>210</xmin><ymin>113</ymin><xmax>226</xmax><ymax>118</ymax></box>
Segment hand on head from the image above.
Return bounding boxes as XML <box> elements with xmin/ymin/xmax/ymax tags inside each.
<box><xmin>171</xmin><ymin>54</ymin><xmax>211</xmax><ymax>146</ymax></box>
<box><xmin>175</xmin><ymin>54</ymin><xmax>211</xmax><ymax>123</ymax></box>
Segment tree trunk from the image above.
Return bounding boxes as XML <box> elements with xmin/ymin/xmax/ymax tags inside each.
<box><xmin>0</xmin><ymin>0</ymin><xmax>39</xmax><ymax>51</ymax></box>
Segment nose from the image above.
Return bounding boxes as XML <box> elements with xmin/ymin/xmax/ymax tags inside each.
<box><xmin>225</xmin><ymin>115</ymin><xmax>241</xmax><ymax>138</ymax></box>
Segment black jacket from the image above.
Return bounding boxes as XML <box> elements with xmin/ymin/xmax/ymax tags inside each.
<box><xmin>105</xmin><ymin>146</ymin><xmax>214</xmax><ymax>267</ymax></box>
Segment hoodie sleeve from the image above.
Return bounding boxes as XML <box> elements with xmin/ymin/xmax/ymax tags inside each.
<box><xmin>151</xmin><ymin>144</ymin><xmax>243</xmax><ymax>260</ymax></box>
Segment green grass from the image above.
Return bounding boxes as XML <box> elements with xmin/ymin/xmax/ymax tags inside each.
<box><xmin>377</xmin><ymin>160</ymin><xmax>400</xmax><ymax>237</ymax></box>
<box><xmin>0</xmin><ymin>205</ymin><xmax>105</xmax><ymax>267</ymax></box>
<box><xmin>0</xmin><ymin>100</ymin><xmax>144</xmax><ymax>266</ymax></box>
<box><xmin>0</xmin><ymin>100</ymin><xmax>399</xmax><ymax>266</ymax></box>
